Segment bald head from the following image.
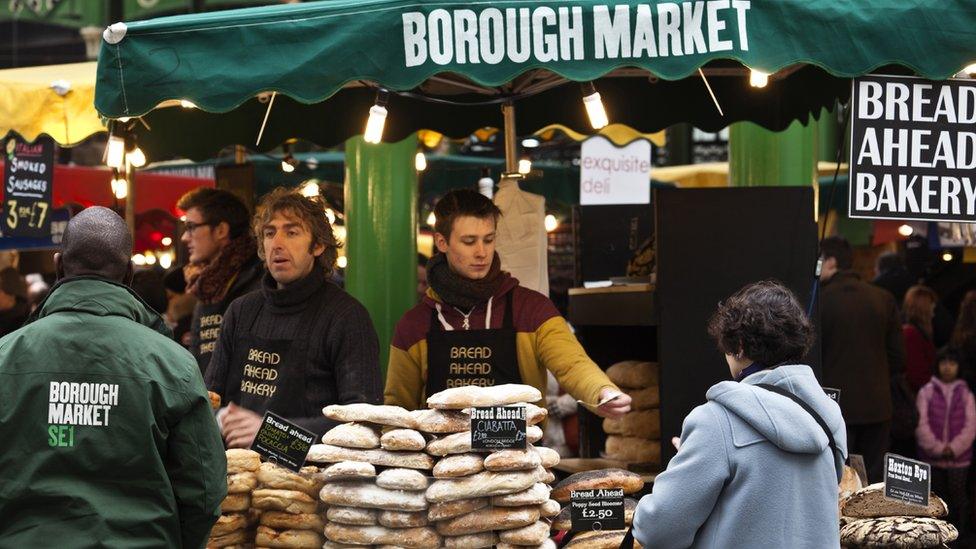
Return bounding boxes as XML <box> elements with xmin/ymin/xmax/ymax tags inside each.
<box><xmin>58</xmin><ymin>207</ymin><xmax>132</xmax><ymax>281</ymax></box>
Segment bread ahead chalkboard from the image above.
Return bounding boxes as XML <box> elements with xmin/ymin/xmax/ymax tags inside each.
<box><xmin>470</xmin><ymin>405</ymin><xmax>527</xmax><ymax>450</ymax></box>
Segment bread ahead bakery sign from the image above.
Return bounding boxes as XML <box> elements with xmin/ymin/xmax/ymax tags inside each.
<box><xmin>850</xmin><ymin>75</ymin><xmax>976</xmax><ymax>223</ymax></box>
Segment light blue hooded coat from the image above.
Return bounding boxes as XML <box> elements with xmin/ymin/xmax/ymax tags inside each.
<box><xmin>633</xmin><ymin>364</ymin><xmax>847</xmax><ymax>548</ymax></box>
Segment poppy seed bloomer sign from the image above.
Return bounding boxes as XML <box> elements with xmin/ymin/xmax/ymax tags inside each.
<box><xmin>850</xmin><ymin>75</ymin><xmax>976</xmax><ymax>223</ymax></box>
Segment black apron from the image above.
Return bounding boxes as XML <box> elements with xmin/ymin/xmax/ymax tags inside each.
<box><xmin>426</xmin><ymin>292</ymin><xmax>522</xmax><ymax>396</ymax></box>
<box><xmin>223</xmin><ymin>288</ymin><xmax>324</xmax><ymax>418</ymax></box>
<box><xmin>194</xmin><ymin>300</ymin><xmax>227</xmax><ymax>373</ymax></box>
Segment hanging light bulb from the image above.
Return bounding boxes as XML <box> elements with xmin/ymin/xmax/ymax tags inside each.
<box><xmin>749</xmin><ymin>69</ymin><xmax>769</xmax><ymax>88</ymax></box>
<box><xmin>415</xmin><ymin>151</ymin><xmax>427</xmax><ymax>171</ymax></box>
<box><xmin>301</xmin><ymin>181</ymin><xmax>320</xmax><ymax>197</ymax></box>
<box><xmin>145</xmin><ymin>251</ymin><xmax>157</xmax><ymax>265</ymax></box>
<box><xmin>897</xmin><ymin>224</ymin><xmax>914</xmax><ymax>237</ymax></box>
<box><xmin>337</xmin><ymin>255</ymin><xmax>348</xmax><ymax>269</ymax></box>
<box><xmin>161</xmin><ymin>237</ymin><xmax>173</xmax><ymax>246</ymax></box>
<box><xmin>545</xmin><ymin>214</ymin><xmax>559</xmax><ymax>232</ymax></box>
<box><xmin>521</xmin><ymin>138</ymin><xmax>540</xmax><ymax>148</ymax></box>
<box><xmin>127</xmin><ymin>146</ymin><xmax>146</xmax><ymax>168</ymax></box>
<box><xmin>581</xmin><ymin>82</ymin><xmax>609</xmax><ymax>130</ymax></box>
<box><xmin>427</xmin><ymin>212</ymin><xmax>436</xmax><ymax>227</ymax></box>
<box><xmin>363</xmin><ymin>90</ymin><xmax>390</xmax><ymax>144</ymax></box>
<box><xmin>158</xmin><ymin>251</ymin><xmax>173</xmax><ymax>270</ymax></box>
<box><xmin>518</xmin><ymin>158</ymin><xmax>532</xmax><ymax>175</ymax></box>
<box><xmin>943</xmin><ymin>251</ymin><xmax>954</xmax><ymax>262</ymax></box>
<box><xmin>105</xmin><ymin>135</ymin><xmax>125</xmax><ymax>169</ymax></box>
<box><xmin>111</xmin><ymin>176</ymin><xmax>128</xmax><ymax>200</ymax></box>
<box><xmin>132</xmin><ymin>254</ymin><xmax>147</xmax><ymax>266</ymax></box>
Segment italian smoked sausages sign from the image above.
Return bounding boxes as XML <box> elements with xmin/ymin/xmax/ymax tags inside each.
<box><xmin>3</xmin><ymin>135</ymin><xmax>53</xmax><ymax>238</ymax></box>
<box><xmin>850</xmin><ymin>75</ymin><xmax>976</xmax><ymax>223</ymax></box>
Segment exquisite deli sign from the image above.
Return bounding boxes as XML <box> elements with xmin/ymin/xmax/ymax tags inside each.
<box><xmin>850</xmin><ymin>75</ymin><xmax>976</xmax><ymax>223</ymax></box>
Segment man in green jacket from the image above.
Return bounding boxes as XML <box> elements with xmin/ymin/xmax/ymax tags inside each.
<box><xmin>0</xmin><ymin>207</ymin><xmax>227</xmax><ymax>548</ymax></box>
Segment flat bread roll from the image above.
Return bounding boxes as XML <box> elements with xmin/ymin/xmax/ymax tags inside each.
<box><xmin>602</xmin><ymin>410</ymin><xmax>660</xmax><ymax>439</ymax></box>
<box><xmin>553</xmin><ymin>498</ymin><xmax>638</xmax><ymax>530</ymax></box>
<box><xmin>628</xmin><ymin>385</ymin><xmax>659</xmax><ymax>410</ymax></box>
<box><xmin>533</xmin><ymin>445</ymin><xmax>560</xmax><ymax>468</ymax></box>
<box><xmin>565</xmin><ymin>530</ymin><xmax>642</xmax><ymax>549</ymax></box>
<box><xmin>492</xmin><ymin>483</ymin><xmax>551</xmax><ymax>506</ymax></box>
<box><xmin>207</xmin><ymin>528</ymin><xmax>248</xmax><ymax>547</ymax></box>
<box><xmin>376</xmin><ymin>468</ymin><xmax>429</xmax><ymax>491</ymax></box>
<box><xmin>378</xmin><ymin>510</ymin><xmax>429</xmax><ymax>528</ymax></box>
<box><xmin>210</xmin><ymin>513</ymin><xmax>247</xmax><ymax>537</ymax></box>
<box><xmin>318</xmin><ymin>460</ymin><xmax>376</xmax><ymax>481</ymax></box>
<box><xmin>484</xmin><ymin>448</ymin><xmax>542</xmax><ymax>471</ymax></box>
<box><xmin>225</xmin><ymin>449</ymin><xmax>261</xmax><ymax>474</ymax></box>
<box><xmin>433</xmin><ymin>453</ymin><xmax>485</xmax><ymax>478</ymax></box>
<box><xmin>604</xmin><ymin>436</ymin><xmax>661</xmax><ymax>465</ymax></box>
<box><xmin>320</xmin><ymin>481</ymin><xmax>428</xmax><ymax>511</ymax></box>
<box><xmin>435</xmin><ymin>506</ymin><xmax>540</xmax><ymax>535</ymax></box>
<box><xmin>255</xmin><ymin>525</ymin><xmax>323</xmax><ymax>549</ymax></box>
<box><xmin>552</xmin><ymin>469</ymin><xmax>645</xmax><ymax>503</ymax></box>
<box><xmin>327</xmin><ymin>506</ymin><xmax>379</xmax><ymax>526</ymax></box>
<box><xmin>498</xmin><ymin>521</ymin><xmax>550</xmax><ymax>545</ymax></box>
<box><xmin>250</xmin><ymin>489</ymin><xmax>319</xmax><ymax>514</ymax></box>
<box><xmin>220</xmin><ymin>493</ymin><xmax>250</xmax><ymax>513</ymax></box>
<box><xmin>323</xmin><ymin>524</ymin><xmax>441</xmax><ymax>549</ymax></box>
<box><xmin>380</xmin><ymin>429</ymin><xmax>427</xmax><ymax>451</ymax></box>
<box><xmin>255</xmin><ymin>463</ymin><xmax>322</xmax><ymax>496</ymax></box>
<box><xmin>606</xmin><ymin>361</ymin><xmax>658</xmax><ymax>389</ymax></box>
<box><xmin>307</xmin><ymin>444</ymin><xmax>434</xmax><ymax>470</ymax></box>
<box><xmin>321</xmin><ymin>422</ymin><xmax>381</xmax><ymax>449</ymax></box>
<box><xmin>427</xmin><ymin>426</ymin><xmax>544</xmax><ymax>456</ymax></box>
<box><xmin>840</xmin><ymin>517</ymin><xmax>958</xmax><ymax>548</ymax></box>
<box><xmin>410</xmin><ymin>409</ymin><xmax>471</xmax><ymax>434</ymax></box>
<box><xmin>539</xmin><ymin>499</ymin><xmax>561</xmax><ymax>518</ymax></box>
<box><xmin>426</xmin><ymin>468</ymin><xmax>546</xmax><ymax>503</ymax></box>
<box><xmin>226</xmin><ymin>471</ymin><xmax>258</xmax><ymax>494</ymax></box>
<box><xmin>323</xmin><ymin>403</ymin><xmax>417</xmax><ymax>429</ymax></box>
<box><xmin>428</xmin><ymin>497</ymin><xmax>489</xmax><ymax>522</ymax></box>
<box><xmin>322</xmin><ymin>543</ymin><xmax>371</xmax><ymax>549</ymax></box>
<box><xmin>497</xmin><ymin>541</ymin><xmax>557</xmax><ymax>549</ymax></box>
<box><xmin>441</xmin><ymin>532</ymin><xmax>498</xmax><ymax>548</ymax></box>
<box><xmin>259</xmin><ymin>510</ymin><xmax>325</xmax><ymax>531</ymax></box>
<box><xmin>427</xmin><ymin>384</ymin><xmax>543</xmax><ymax>409</ymax></box>
<box><xmin>841</xmin><ymin>482</ymin><xmax>948</xmax><ymax>518</ymax></box>
<box><xmin>540</xmin><ymin>469</ymin><xmax>556</xmax><ymax>484</ymax></box>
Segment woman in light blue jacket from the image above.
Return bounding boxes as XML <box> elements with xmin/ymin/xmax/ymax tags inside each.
<box><xmin>633</xmin><ymin>280</ymin><xmax>847</xmax><ymax>548</ymax></box>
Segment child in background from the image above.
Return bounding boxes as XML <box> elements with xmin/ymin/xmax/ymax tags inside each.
<box><xmin>916</xmin><ymin>347</ymin><xmax>976</xmax><ymax>531</ymax></box>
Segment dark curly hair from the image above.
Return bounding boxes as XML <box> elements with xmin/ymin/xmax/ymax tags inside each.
<box><xmin>707</xmin><ymin>280</ymin><xmax>814</xmax><ymax>366</ymax></box>
<box><xmin>253</xmin><ymin>187</ymin><xmax>341</xmax><ymax>277</ymax></box>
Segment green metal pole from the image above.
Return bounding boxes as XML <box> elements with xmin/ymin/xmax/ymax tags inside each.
<box><xmin>729</xmin><ymin>118</ymin><xmax>819</xmax><ymax>187</ymax></box>
<box><xmin>344</xmin><ymin>135</ymin><xmax>418</xmax><ymax>377</ymax></box>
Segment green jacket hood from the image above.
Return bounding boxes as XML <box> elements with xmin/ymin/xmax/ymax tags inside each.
<box><xmin>29</xmin><ymin>276</ymin><xmax>171</xmax><ymax>338</ymax></box>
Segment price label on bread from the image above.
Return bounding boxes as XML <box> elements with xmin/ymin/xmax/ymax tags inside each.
<box><xmin>251</xmin><ymin>411</ymin><xmax>316</xmax><ymax>472</ymax></box>
<box><xmin>569</xmin><ymin>488</ymin><xmax>625</xmax><ymax>531</ymax></box>
<box><xmin>470</xmin><ymin>405</ymin><xmax>527</xmax><ymax>450</ymax></box>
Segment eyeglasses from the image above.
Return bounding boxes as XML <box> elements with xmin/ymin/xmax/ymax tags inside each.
<box><xmin>183</xmin><ymin>220</ymin><xmax>213</xmax><ymax>234</ymax></box>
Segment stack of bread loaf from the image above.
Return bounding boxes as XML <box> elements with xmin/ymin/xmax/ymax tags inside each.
<box><xmin>209</xmin><ymin>449</ymin><xmax>261</xmax><ymax>548</ymax></box>
<box><xmin>423</xmin><ymin>384</ymin><xmax>562</xmax><ymax>548</ymax></box>
<box><xmin>602</xmin><ymin>361</ymin><xmax>660</xmax><ymax>466</ymax></box>
<box><xmin>549</xmin><ymin>468</ymin><xmax>645</xmax><ymax>549</ymax></box>
<box><xmin>839</xmin><ymin>483</ymin><xmax>957</xmax><ymax>548</ymax></box>
<box><xmin>251</xmin><ymin>462</ymin><xmax>326</xmax><ymax>548</ymax></box>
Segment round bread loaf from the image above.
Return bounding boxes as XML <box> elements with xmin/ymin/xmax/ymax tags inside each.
<box><xmin>259</xmin><ymin>510</ymin><xmax>325</xmax><ymax>531</ymax></box>
<box><xmin>603</xmin><ymin>436</ymin><xmax>660</xmax><ymax>465</ymax></box>
<box><xmin>256</xmin><ymin>463</ymin><xmax>322</xmax><ymax>496</ymax></box>
<box><xmin>433</xmin><ymin>453</ymin><xmax>485</xmax><ymax>478</ymax></box>
<box><xmin>380</xmin><ymin>429</ymin><xmax>427</xmax><ymax>451</ymax></box>
<box><xmin>606</xmin><ymin>361</ymin><xmax>658</xmax><ymax>389</ymax></box>
<box><xmin>210</xmin><ymin>513</ymin><xmax>247</xmax><ymax>537</ymax></box>
<box><xmin>484</xmin><ymin>448</ymin><xmax>542</xmax><ymax>471</ymax></box>
<box><xmin>378</xmin><ymin>510</ymin><xmax>429</xmax><ymax>528</ymax></box>
<box><xmin>226</xmin><ymin>472</ymin><xmax>258</xmax><ymax>494</ymax></box>
<box><xmin>539</xmin><ymin>499</ymin><xmax>561</xmax><ymax>518</ymax></box>
<box><xmin>428</xmin><ymin>497</ymin><xmax>489</xmax><ymax>522</ymax></box>
<box><xmin>323</xmin><ymin>524</ymin><xmax>441</xmax><ymax>549</ymax></box>
<box><xmin>840</xmin><ymin>516</ymin><xmax>957</xmax><ymax>548</ymax></box>
<box><xmin>327</xmin><ymin>506</ymin><xmax>379</xmax><ymax>526</ymax></box>
<box><xmin>628</xmin><ymin>385</ymin><xmax>659</xmax><ymax>410</ymax></box>
<box><xmin>255</xmin><ymin>525</ymin><xmax>323</xmax><ymax>549</ymax></box>
<box><xmin>225</xmin><ymin>449</ymin><xmax>261</xmax><ymax>474</ymax></box>
<box><xmin>491</xmin><ymin>483</ymin><xmax>551</xmax><ymax>507</ymax></box>
<box><xmin>321</xmin><ymin>422</ymin><xmax>381</xmax><ymax>449</ymax></box>
<box><xmin>441</xmin><ymin>531</ymin><xmax>498</xmax><ymax>548</ymax></box>
<box><xmin>376</xmin><ymin>468</ymin><xmax>429</xmax><ymax>491</ymax></box>
<box><xmin>534</xmin><ymin>445</ymin><xmax>560</xmax><ymax>468</ymax></box>
<box><xmin>841</xmin><ymin>482</ymin><xmax>947</xmax><ymax>518</ymax></box>
<box><xmin>552</xmin><ymin>469</ymin><xmax>644</xmax><ymax>503</ymax></box>
<box><xmin>220</xmin><ymin>493</ymin><xmax>250</xmax><ymax>513</ymax></box>
<box><xmin>318</xmin><ymin>460</ymin><xmax>376</xmax><ymax>481</ymax></box>
<box><xmin>250</xmin><ymin>489</ymin><xmax>318</xmax><ymax>514</ymax></box>
<box><xmin>498</xmin><ymin>520</ymin><xmax>550</xmax><ymax>545</ymax></box>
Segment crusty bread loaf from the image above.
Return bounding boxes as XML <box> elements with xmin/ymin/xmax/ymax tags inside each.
<box><xmin>323</xmin><ymin>403</ymin><xmax>417</xmax><ymax>429</ymax></box>
<box><xmin>606</xmin><ymin>361</ymin><xmax>658</xmax><ymax>389</ymax></box>
<box><xmin>441</xmin><ymin>531</ymin><xmax>498</xmax><ymax>548</ymax></box>
<box><xmin>628</xmin><ymin>385</ymin><xmax>659</xmax><ymax>410</ymax></box>
<box><xmin>604</xmin><ymin>436</ymin><xmax>660</xmax><ymax>465</ymax></box>
<box><xmin>220</xmin><ymin>493</ymin><xmax>250</xmax><ymax>513</ymax></box>
<box><xmin>491</xmin><ymin>483</ymin><xmax>551</xmax><ymax>506</ymax></box>
<box><xmin>427</xmin><ymin>426</ymin><xmax>544</xmax><ymax>456</ymax></box>
<box><xmin>552</xmin><ymin>468</ymin><xmax>644</xmax><ymax>503</ymax></box>
<box><xmin>426</xmin><ymin>384</ymin><xmax>543</xmax><ymax>409</ymax></box>
<box><xmin>226</xmin><ymin>471</ymin><xmax>258</xmax><ymax>494</ymax></box>
<box><xmin>565</xmin><ymin>529</ymin><xmax>642</xmax><ymax>549</ymax></box>
<box><xmin>380</xmin><ymin>429</ymin><xmax>427</xmax><ymax>451</ymax></box>
<box><xmin>225</xmin><ymin>449</ymin><xmax>261</xmax><ymax>474</ymax></box>
<box><xmin>259</xmin><ymin>510</ymin><xmax>324</xmax><ymax>531</ymax></box>
<box><xmin>435</xmin><ymin>505</ymin><xmax>540</xmax><ymax>535</ymax></box>
<box><xmin>426</xmin><ymin>468</ymin><xmax>546</xmax><ymax>503</ymax></box>
<box><xmin>320</xmin><ymin>481</ymin><xmax>428</xmax><ymax>511</ymax></box>
<box><xmin>602</xmin><ymin>410</ymin><xmax>660</xmax><ymax>439</ymax></box>
<box><xmin>322</xmin><ymin>542</ymin><xmax>372</xmax><ymax>549</ymax></box>
<box><xmin>428</xmin><ymin>497</ymin><xmax>489</xmax><ymax>522</ymax></box>
<box><xmin>321</xmin><ymin>422</ymin><xmax>381</xmax><ymax>449</ymax></box>
<box><xmin>433</xmin><ymin>453</ymin><xmax>485</xmax><ymax>478</ymax></box>
<box><xmin>534</xmin><ymin>445</ymin><xmax>560</xmax><ymax>468</ymax></box>
<box><xmin>255</xmin><ymin>525</ymin><xmax>323</xmax><ymax>548</ymax></box>
<box><xmin>410</xmin><ymin>409</ymin><xmax>471</xmax><ymax>434</ymax></box>
<box><xmin>323</xmin><ymin>524</ymin><xmax>441</xmax><ymax>549</ymax></box>
<box><xmin>840</xmin><ymin>516</ymin><xmax>957</xmax><ymax>548</ymax></box>
<box><xmin>207</xmin><ymin>527</ymin><xmax>248</xmax><ymax>547</ymax></box>
<box><xmin>327</xmin><ymin>506</ymin><xmax>379</xmax><ymax>526</ymax></box>
<box><xmin>251</xmin><ymin>488</ymin><xmax>319</xmax><ymax>514</ymax></box>
<box><xmin>378</xmin><ymin>510</ymin><xmax>429</xmax><ymax>528</ymax></box>
<box><xmin>307</xmin><ymin>444</ymin><xmax>434</xmax><ymax>470</ymax></box>
<box><xmin>539</xmin><ymin>499</ymin><xmax>561</xmax><ymax>518</ymax></box>
<box><xmin>376</xmin><ymin>468</ymin><xmax>429</xmax><ymax>491</ymax></box>
<box><xmin>210</xmin><ymin>513</ymin><xmax>247</xmax><ymax>537</ymax></box>
<box><xmin>498</xmin><ymin>520</ymin><xmax>550</xmax><ymax>545</ymax></box>
<box><xmin>553</xmin><ymin>498</ymin><xmax>638</xmax><ymax>530</ymax></box>
<box><xmin>255</xmin><ymin>463</ymin><xmax>322</xmax><ymax>496</ymax></box>
<box><xmin>540</xmin><ymin>469</ymin><xmax>556</xmax><ymax>484</ymax></box>
<box><xmin>318</xmin><ymin>460</ymin><xmax>376</xmax><ymax>481</ymax></box>
<box><xmin>841</xmin><ymin>482</ymin><xmax>948</xmax><ymax>518</ymax></box>
<box><xmin>484</xmin><ymin>448</ymin><xmax>542</xmax><ymax>471</ymax></box>
<box><xmin>497</xmin><ymin>541</ymin><xmax>557</xmax><ymax>549</ymax></box>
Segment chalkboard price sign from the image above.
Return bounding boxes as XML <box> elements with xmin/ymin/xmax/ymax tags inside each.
<box><xmin>3</xmin><ymin>135</ymin><xmax>53</xmax><ymax>238</ymax></box>
<box><xmin>251</xmin><ymin>411</ymin><xmax>315</xmax><ymax>472</ymax></box>
<box><xmin>470</xmin><ymin>405</ymin><xmax>527</xmax><ymax>450</ymax></box>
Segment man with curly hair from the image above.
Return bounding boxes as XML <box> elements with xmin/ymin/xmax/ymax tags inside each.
<box><xmin>205</xmin><ymin>188</ymin><xmax>382</xmax><ymax>447</ymax></box>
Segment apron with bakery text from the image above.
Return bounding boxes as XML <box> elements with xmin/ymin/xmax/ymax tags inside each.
<box><xmin>426</xmin><ymin>292</ymin><xmax>522</xmax><ymax>396</ymax></box>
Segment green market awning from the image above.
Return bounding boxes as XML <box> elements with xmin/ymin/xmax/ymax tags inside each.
<box><xmin>94</xmin><ymin>0</ymin><xmax>976</xmax><ymax>159</ymax></box>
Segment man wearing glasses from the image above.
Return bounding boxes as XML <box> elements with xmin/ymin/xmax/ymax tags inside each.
<box><xmin>178</xmin><ymin>188</ymin><xmax>264</xmax><ymax>374</ymax></box>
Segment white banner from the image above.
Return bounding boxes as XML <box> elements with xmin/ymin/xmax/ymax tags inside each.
<box><xmin>580</xmin><ymin>136</ymin><xmax>651</xmax><ymax>205</ymax></box>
